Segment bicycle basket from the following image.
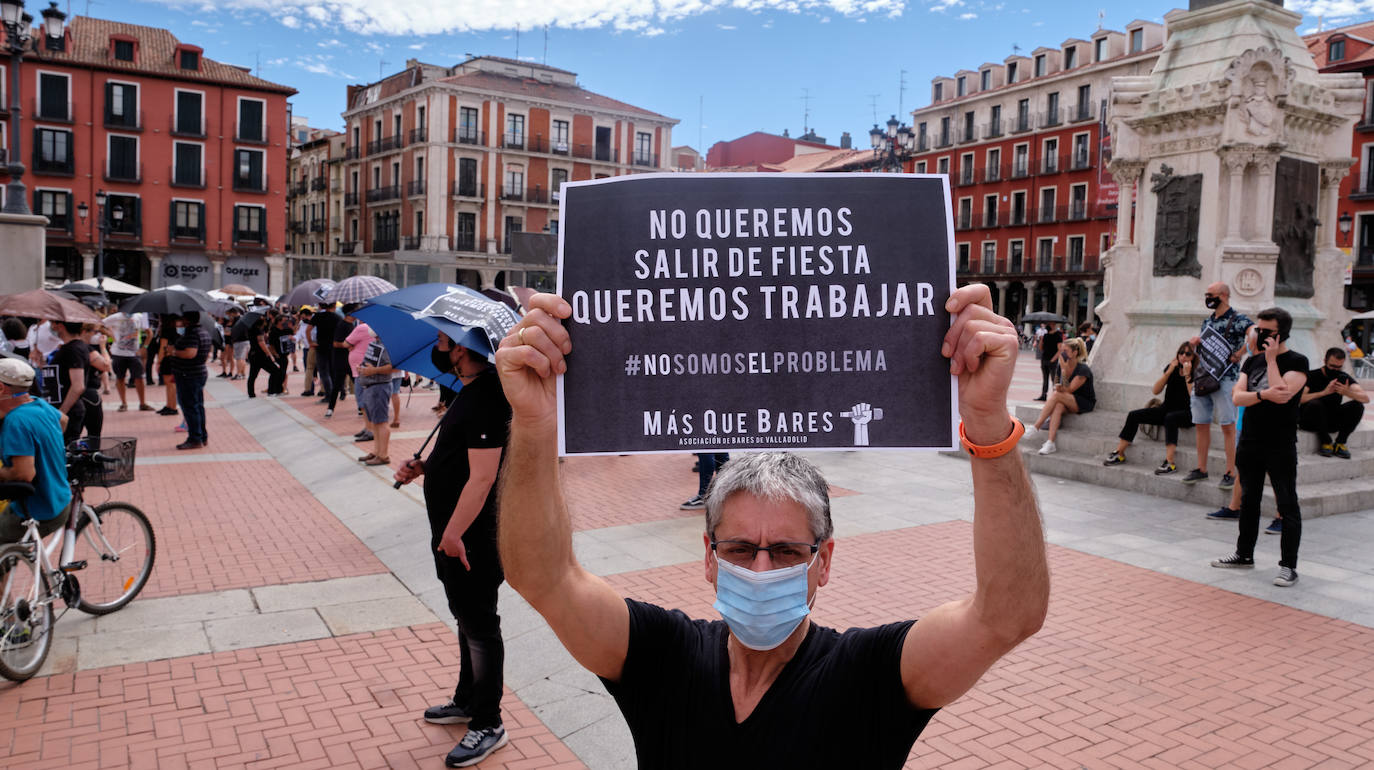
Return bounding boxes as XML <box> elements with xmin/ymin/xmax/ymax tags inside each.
<box><xmin>66</xmin><ymin>437</ymin><xmax>138</xmax><ymax>488</ymax></box>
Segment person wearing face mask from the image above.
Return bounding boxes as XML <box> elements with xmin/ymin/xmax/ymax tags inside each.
<box><xmin>1298</xmin><ymin>347</ymin><xmax>1368</xmax><ymax>459</ymax></box>
<box><xmin>393</xmin><ymin>331</ymin><xmax>512</xmax><ymax>768</ymax></box>
<box><xmin>1023</xmin><ymin>337</ymin><xmax>1095</xmax><ymax>455</ymax></box>
<box><xmin>1185</xmin><ymin>283</ymin><xmax>1253</xmax><ymax>491</ymax></box>
<box><xmin>1211</xmin><ymin>307</ymin><xmax>1308</xmax><ymax>587</ymax></box>
<box><xmin>491</xmin><ymin>288</ymin><xmax>1049</xmax><ymax>768</ymax></box>
<box><xmin>169</xmin><ymin>312</ymin><xmax>211</xmax><ymax>450</ymax></box>
<box><xmin>0</xmin><ymin>358</ymin><xmax>71</xmax><ymax>549</ymax></box>
<box><xmin>1102</xmin><ymin>341</ymin><xmax>1196</xmax><ymax>473</ymax></box>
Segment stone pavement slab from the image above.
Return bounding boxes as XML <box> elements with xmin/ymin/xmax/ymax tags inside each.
<box><xmin>204</xmin><ymin>608</ymin><xmax>332</xmax><ymax>652</ymax></box>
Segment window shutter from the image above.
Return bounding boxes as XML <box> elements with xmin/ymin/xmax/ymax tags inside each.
<box><xmin>198</xmin><ymin>204</ymin><xmax>206</xmax><ymax>240</ymax></box>
<box><xmin>169</xmin><ymin>200</ymin><xmax>177</xmax><ymax>241</ymax></box>
<box><xmin>123</xmin><ymin>85</ymin><xmax>137</xmax><ymax>124</ymax></box>
<box><xmin>133</xmin><ymin>199</ymin><xmax>142</xmax><ymax>238</ymax></box>
<box><xmin>65</xmin><ymin>193</ymin><xmax>73</xmax><ymax>232</ymax></box>
<box><xmin>104</xmin><ymin>82</ymin><xmax>115</xmax><ymax>122</ymax></box>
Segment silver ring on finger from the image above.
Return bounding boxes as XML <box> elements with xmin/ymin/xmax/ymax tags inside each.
<box><xmin>518</xmin><ymin>327</ymin><xmax>527</xmax><ymax>346</ymax></box>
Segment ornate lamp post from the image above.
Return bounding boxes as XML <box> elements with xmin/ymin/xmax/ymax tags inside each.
<box><xmin>868</xmin><ymin>114</ymin><xmax>914</xmax><ymax>174</ymax></box>
<box><xmin>1</xmin><ymin>0</ymin><xmax>66</xmax><ymax>216</ymax></box>
<box><xmin>77</xmin><ymin>190</ymin><xmax>116</xmax><ymax>288</ymax></box>
<box><xmin>1338</xmin><ymin>211</ymin><xmax>1353</xmax><ymax>248</ymax></box>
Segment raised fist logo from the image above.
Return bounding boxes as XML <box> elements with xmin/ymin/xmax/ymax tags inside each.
<box><xmin>839</xmin><ymin>402</ymin><xmax>884</xmax><ymax>446</ymax></box>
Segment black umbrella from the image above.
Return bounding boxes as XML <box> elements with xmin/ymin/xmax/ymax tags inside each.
<box><xmin>230</xmin><ymin>308</ymin><xmax>269</xmax><ymax>339</ymax></box>
<box><xmin>1021</xmin><ymin>311</ymin><xmax>1068</xmax><ymax>324</ymax></box>
<box><xmin>121</xmin><ymin>287</ymin><xmax>217</xmax><ymax>316</ymax></box>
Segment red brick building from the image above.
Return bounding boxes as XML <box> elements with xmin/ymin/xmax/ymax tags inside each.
<box><xmin>906</xmin><ymin>20</ymin><xmax>1164</xmax><ymax>327</ymax></box>
<box><xmin>0</xmin><ymin>15</ymin><xmax>294</xmax><ymax>292</ymax></box>
<box><xmin>705</xmin><ymin>130</ymin><xmax>836</xmax><ymax>170</ymax></box>
<box><xmin>1306</xmin><ymin>20</ymin><xmax>1374</xmax><ymax>312</ymax></box>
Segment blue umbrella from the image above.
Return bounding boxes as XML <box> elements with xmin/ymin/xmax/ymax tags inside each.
<box><xmin>353</xmin><ymin>283</ymin><xmax>521</xmax><ymax>389</ymax></box>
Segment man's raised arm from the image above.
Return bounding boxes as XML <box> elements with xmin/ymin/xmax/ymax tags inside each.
<box><xmin>900</xmin><ymin>284</ymin><xmax>1050</xmax><ymax>710</ymax></box>
<box><xmin>494</xmin><ymin>293</ymin><xmax>631</xmax><ymax>682</ymax></box>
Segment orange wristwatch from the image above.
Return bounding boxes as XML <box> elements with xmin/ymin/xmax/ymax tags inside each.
<box><xmin>959</xmin><ymin>418</ymin><xmax>1025</xmax><ymax>459</ymax></box>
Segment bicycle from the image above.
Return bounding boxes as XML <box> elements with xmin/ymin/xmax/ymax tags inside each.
<box><xmin>0</xmin><ymin>437</ymin><xmax>156</xmax><ymax>682</ymax></box>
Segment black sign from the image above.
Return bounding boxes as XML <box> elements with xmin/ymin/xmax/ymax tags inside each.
<box><xmin>39</xmin><ymin>364</ymin><xmax>62</xmax><ymax>406</ymax></box>
<box><xmin>1196</xmin><ymin>326</ymin><xmax>1231</xmax><ymax>383</ymax></box>
<box><xmin>418</xmin><ymin>290</ymin><xmax>521</xmax><ymax>356</ymax></box>
<box><xmin>557</xmin><ymin>174</ymin><xmax>957</xmax><ymax>455</ymax></box>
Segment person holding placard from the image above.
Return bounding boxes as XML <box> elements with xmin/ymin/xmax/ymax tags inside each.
<box><xmin>1185</xmin><ymin>283</ymin><xmax>1253</xmax><ymax>491</ymax></box>
<box><xmin>492</xmin><ymin>286</ymin><xmax>1048</xmax><ymax>768</ymax></box>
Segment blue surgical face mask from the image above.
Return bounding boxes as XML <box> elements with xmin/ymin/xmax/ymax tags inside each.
<box><xmin>713</xmin><ymin>553</ymin><xmax>816</xmax><ymax>651</ymax></box>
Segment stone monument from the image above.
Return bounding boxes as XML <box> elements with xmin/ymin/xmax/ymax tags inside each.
<box><xmin>1093</xmin><ymin>0</ymin><xmax>1364</xmax><ymax>409</ymax></box>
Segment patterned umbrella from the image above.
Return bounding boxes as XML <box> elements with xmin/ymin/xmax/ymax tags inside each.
<box><xmin>323</xmin><ymin>275</ymin><xmax>398</xmax><ymax>305</ymax></box>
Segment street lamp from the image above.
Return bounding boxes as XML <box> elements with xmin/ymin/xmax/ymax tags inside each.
<box><xmin>1</xmin><ymin>1</ymin><xmax>65</xmax><ymax>216</ymax></box>
<box><xmin>868</xmin><ymin>114</ymin><xmax>914</xmax><ymax>173</ymax></box>
<box><xmin>1339</xmin><ymin>211</ymin><xmax>1353</xmax><ymax>247</ymax></box>
<box><xmin>77</xmin><ymin>191</ymin><xmax>111</xmax><ymax>288</ymax></box>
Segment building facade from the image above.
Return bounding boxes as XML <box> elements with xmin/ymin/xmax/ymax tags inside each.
<box><xmin>907</xmin><ymin>20</ymin><xmax>1165</xmax><ymax>328</ymax></box>
<box><xmin>0</xmin><ymin>15</ymin><xmax>294</xmax><ymax>293</ymax></box>
<box><xmin>1307</xmin><ymin>20</ymin><xmax>1374</xmax><ymax>312</ymax></box>
<box><xmin>285</xmin><ymin>127</ymin><xmax>340</xmax><ymax>260</ymax></box>
<box><xmin>705</xmin><ymin>130</ymin><xmax>835</xmax><ymax>171</ymax></box>
<box><xmin>301</xmin><ymin>55</ymin><xmax>677</xmax><ymax>291</ymax></box>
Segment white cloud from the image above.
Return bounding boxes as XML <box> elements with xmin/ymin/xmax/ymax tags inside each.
<box><xmin>296</xmin><ymin>54</ymin><xmax>356</xmax><ymax>79</ymax></box>
<box><xmin>1287</xmin><ymin>0</ymin><xmax>1374</xmax><ymax>18</ymax></box>
<box><xmin>146</xmin><ymin>0</ymin><xmax>903</xmax><ymax>35</ymax></box>
<box><xmin>927</xmin><ymin>0</ymin><xmax>962</xmax><ymax>12</ymax></box>
<box><xmin>958</xmin><ymin>11</ymin><xmax>976</xmax><ymax>19</ymax></box>
<box><xmin>318</xmin><ymin>38</ymin><xmax>344</xmax><ymax>47</ymax></box>
<box><xmin>408</xmin><ymin>43</ymin><xmax>425</xmax><ymax>49</ymax></box>
<box><xmin>819</xmin><ymin>15</ymin><xmax>830</xmax><ymax>21</ymax></box>
<box><xmin>717</xmin><ymin>23</ymin><xmax>737</xmax><ymax>29</ymax></box>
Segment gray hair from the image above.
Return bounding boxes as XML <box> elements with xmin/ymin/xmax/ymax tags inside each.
<box><xmin>703</xmin><ymin>452</ymin><xmax>833</xmax><ymax>542</ymax></box>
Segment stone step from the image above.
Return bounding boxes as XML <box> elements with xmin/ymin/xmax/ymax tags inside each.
<box><xmin>1012</xmin><ymin>403</ymin><xmax>1374</xmax><ymax>453</ymax></box>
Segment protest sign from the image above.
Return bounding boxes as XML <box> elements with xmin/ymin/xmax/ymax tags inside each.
<box><xmin>39</xmin><ymin>364</ymin><xmax>61</xmax><ymax>406</ymax></box>
<box><xmin>556</xmin><ymin>173</ymin><xmax>957</xmax><ymax>456</ymax></box>
<box><xmin>1196</xmin><ymin>325</ymin><xmax>1232</xmax><ymax>383</ymax></box>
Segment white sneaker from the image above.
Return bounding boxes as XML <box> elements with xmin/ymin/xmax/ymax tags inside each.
<box><xmin>1022</xmin><ymin>424</ymin><xmax>1040</xmax><ymax>441</ymax></box>
<box><xmin>1037</xmin><ymin>440</ymin><xmax>1057</xmax><ymax>455</ymax></box>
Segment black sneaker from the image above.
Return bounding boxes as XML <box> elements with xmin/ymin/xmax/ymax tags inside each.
<box><xmin>1218</xmin><ymin>472</ymin><xmax>1236</xmax><ymax>491</ymax></box>
<box><xmin>445</xmin><ymin>725</ymin><xmax>508</xmax><ymax>767</ymax></box>
<box><xmin>1334</xmin><ymin>444</ymin><xmax>1352</xmax><ymax>460</ymax></box>
<box><xmin>679</xmin><ymin>495</ymin><xmax>705</xmax><ymax>510</ymax></box>
<box><xmin>157</xmin><ymin>406</ymin><xmax>179</xmax><ymax>416</ymax></box>
<box><xmin>1206</xmin><ymin>507</ymin><xmax>1240</xmax><ymax>520</ymax></box>
<box><xmin>1154</xmin><ymin>460</ymin><xmax>1177</xmax><ymax>476</ymax></box>
<box><xmin>354</xmin><ymin>432</ymin><xmax>374</xmax><ymax>442</ymax></box>
<box><xmin>1318</xmin><ymin>443</ymin><xmax>1335</xmax><ymax>458</ymax></box>
<box><xmin>1102</xmin><ymin>453</ymin><xmax>1126</xmax><ymax>466</ymax></box>
<box><xmin>1265</xmin><ymin>518</ymin><xmax>1282</xmax><ymax>535</ymax></box>
<box><xmin>1033</xmin><ymin>395</ymin><xmax>1047</xmax><ymax>401</ymax></box>
<box><xmin>1273</xmin><ymin>567</ymin><xmax>1298</xmax><ymax>587</ymax></box>
<box><xmin>1210</xmin><ymin>553</ymin><xmax>1254</xmax><ymax>568</ymax></box>
<box><xmin>423</xmin><ymin>699</ymin><xmax>473</xmax><ymax>725</ymax></box>
<box><xmin>1181</xmin><ymin>469</ymin><xmax>1208</xmax><ymax>485</ymax></box>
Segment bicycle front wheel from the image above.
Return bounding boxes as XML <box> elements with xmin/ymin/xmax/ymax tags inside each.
<box><xmin>73</xmin><ymin>502</ymin><xmax>156</xmax><ymax>615</ymax></box>
<box><xmin>0</xmin><ymin>543</ymin><xmax>54</xmax><ymax>682</ymax></box>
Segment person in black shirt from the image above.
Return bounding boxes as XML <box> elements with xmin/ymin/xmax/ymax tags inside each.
<box><xmin>325</xmin><ymin>307</ymin><xmax>358</xmax><ymax>417</ymax></box>
<box><xmin>265</xmin><ymin>312</ymin><xmax>290</xmax><ymax>396</ymax></box>
<box><xmin>307</xmin><ymin>304</ymin><xmax>339</xmax><ymax>404</ymax></box>
<box><xmin>491</xmin><ymin>288</ymin><xmax>1049</xmax><ymax>769</ymax></box>
<box><xmin>1212</xmin><ymin>307</ymin><xmax>1309</xmax><ymax>587</ymax></box>
<box><xmin>52</xmin><ymin>322</ymin><xmax>92</xmax><ymax>443</ymax></box>
<box><xmin>1103</xmin><ymin>341</ymin><xmax>1196</xmax><ymax>474</ymax></box>
<box><xmin>1299</xmin><ymin>347</ymin><xmax>1368</xmax><ymax>459</ymax></box>
<box><xmin>1026</xmin><ymin>336</ymin><xmax>1094</xmax><ymax>455</ymax></box>
<box><xmin>170</xmin><ymin>312</ymin><xmax>211</xmax><ymax>449</ymax></box>
<box><xmin>394</xmin><ymin>331</ymin><xmax>512</xmax><ymax>768</ymax></box>
<box><xmin>245</xmin><ymin>313</ymin><xmax>283</xmax><ymax>399</ymax></box>
<box><xmin>1034</xmin><ymin>322</ymin><xmax>1064</xmax><ymax>400</ymax></box>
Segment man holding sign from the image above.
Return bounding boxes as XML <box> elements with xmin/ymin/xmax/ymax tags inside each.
<box><xmin>493</xmin><ymin>284</ymin><xmax>1048</xmax><ymax>767</ymax></box>
<box><xmin>1186</xmin><ymin>283</ymin><xmax>1253</xmax><ymax>490</ymax></box>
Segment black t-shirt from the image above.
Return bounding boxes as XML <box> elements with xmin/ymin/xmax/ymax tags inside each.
<box><xmin>1040</xmin><ymin>330</ymin><xmax>1063</xmax><ymax>363</ymax></box>
<box><xmin>1240</xmin><ymin>350</ymin><xmax>1309</xmax><ymax>444</ymax></box>
<box><xmin>602</xmin><ymin>599</ymin><xmax>938</xmax><ymax>769</ymax></box>
<box><xmin>267</xmin><ymin>324</ymin><xmax>287</xmax><ymax>359</ymax></box>
<box><xmin>422</xmin><ymin>370</ymin><xmax>510</xmax><ymax>569</ymax></box>
<box><xmin>1304</xmin><ymin>367</ymin><xmax>1355</xmax><ymax>411</ymax></box>
<box><xmin>308</xmin><ymin>311</ymin><xmax>339</xmax><ymax>360</ymax></box>
<box><xmin>172</xmin><ymin>326</ymin><xmax>211</xmax><ymax>378</ymax></box>
<box><xmin>1060</xmin><ymin>362</ymin><xmax>1095</xmax><ymax>408</ymax></box>
<box><xmin>1163</xmin><ymin>363</ymin><xmax>1190</xmax><ymax>412</ymax></box>
<box><xmin>228</xmin><ymin>315</ymin><xmax>249</xmax><ymax>344</ymax></box>
<box><xmin>53</xmin><ymin>339</ymin><xmax>91</xmax><ymax>400</ymax></box>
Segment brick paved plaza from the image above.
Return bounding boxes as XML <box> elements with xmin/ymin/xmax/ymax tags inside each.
<box><xmin>3</xmin><ymin>356</ymin><xmax>1374</xmax><ymax>769</ymax></box>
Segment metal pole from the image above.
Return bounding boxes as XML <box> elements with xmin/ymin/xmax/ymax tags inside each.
<box><xmin>3</xmin><ymin>38</ymin><xmax>31</xmax><ymax>216</ymax></box>
<box><xmin>96</xmin><ymin>200</ymin><xmax>106</xmax><ymax>290</ymax></box>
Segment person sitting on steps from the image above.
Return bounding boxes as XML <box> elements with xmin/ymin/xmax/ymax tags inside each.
<box><xmin>1299</xmin><ymin>347</ymin><xmax>1368</xmax><ymax>459</ymax></box>
<box><xmin>1103</xmin><ymin>341</ymin><xmax>1196</xmax><ymax>473</ymax></box>
<box><xmin>1026</xmin><ymin>337</ymin><xmax>1095</xmax><ymax>455</ymax></box>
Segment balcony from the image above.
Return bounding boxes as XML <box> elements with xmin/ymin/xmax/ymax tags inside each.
<box><xmin>1070</xmin><ymin>102</ymin><xmax>1098</xmax><ymax>123</ymax></box>
<box><xmin>1011</xmin><ymin>116</ymin><xmax>1033</xmax><ymax>134</ymax></box>
<box><xmin>935</xmin><ymin>133</ymin><xmax>953</xmax><ymax>149</ymax></box>
<box><xmin>103</xmin><ymin>161</ymin><xmax>143</xmax><ymax>184</ymax></box>
<box><xmin>232</xmin><ymin>173</ymin><xmax>268</xmax><ymax>193</ymax></box>
<box><xmin>170</xmin><ymin>223</ymin><xmax>204</xmax><ymax>243</ymax></box>
<box><xmin>366</xmin><ymin>135</ymin><xmax>405</xmax><ymax>155</ymax></box>
<box><xmin>287</xmin><ymin>180</ymin><xmax>308</xmax><ymax>197</ymax></box>
<box><xmin>455</xmin><ymin>128</ymin><xmax>486</xmax><ymax>146</ymax></box>
<box><xmin>289</xmin><ymin>220</ymin><xmax>306</xmax><ymax>235</ymax></box>
<box><xmin>344</xmin><ymin>146</ymin><xmax>362</xmax><ymax>161</ymax></box>
<box><xmin>1011</xmin><ymin>161</ymin><xmax>1030</xmax><ymax>179</ymax></box>
<box><xmin>503</xmin><ymin>133</ymin><xmax>525</xmax><ymax>150</ymax></box>
<box><xmin>525</xmin><ymin>187</ymin><xmax>550</xmax><ymax>204</ymax></box>
<box><xmin>1067</xmin><ymin>202</ymin><xmax>1089</xmax><ymax>221</ymax></box>
<box><xmin>170</xmin><ymin>165</ymin><xmax>205</xmax><ymax>189</ymax></box>
<box><xmin>569</xmin><ymin>144</ymin><xmax>618</xmax><ymax>163</ymax></box>
<box><xmin>171</xmin><ymin>114</ymin><xmax>206</xmax><ymax>138</ymax></box>
<box><xmin>371</xmin><ymin>237</ymin><xmax>399</xmax><ymax>253</ymax></box>
<box><xmin>452</xmin><ymin>181</ymin><xmax>485</xmax><ymax>199</ymax></box>
<box><xmin>984</xmin><ymin>121</ymin><xmax>1004</xmax><ymax>139</ymax></box>
<box><xmin>234</xmin><ymin>228</ymin><xmax>267</xmax><ymax>246</ymax></box>
<box><xmin>916</xmin><ymin>136</ymin><xmax>930</xmax><ymax>152</ymax></box>
<box><xmin>955</xmin><ymin>212</ymin><xmax>973</xmax><ymax>231</ymax></box>
<box><xmin>310</xmin><ymin>219</ymin><xmax>326</xmax><ymax>233</ymax></box>
<box><xmin>338</xmin><ymin>241</ymin><xmax>358</xmax><ymax>255</ymax></box>
<box><xmin>982</xmin><ymin>211</ymin><xmax>999</xmax><ymax>228</ymax></box>
<box><xmin>104</xmin><ymin>109</ymin><xmax>143</xmax><ymax>132</ymax></box>
<box><xmin>344</xmin><ymin>192</ymin><xmax>360</xmax><ymax>207</ymax></box>
<box><xmin>366</xmin><ymin>185</ymin><xmax>401</xmax><ymax>203</ymax></box>
<box><xmin>406</xmin><ymin>180</ymin><xmax>427</xmax><ymax>197</ymax></box>
<box><xmin>982</xmin><ymin>164</ymin><xmax>1003</xmax><ymax>184</ymax></box>
<box><xmin>401</xmin><ymin>236</ymin><xmax>421</xmax><ymax>250</ymax></box>
<box><xmin>1040</xmin><ymin>109</ymin><xmax>1063</xmax><ymax>128</ymax></box>
<box><xmin>501</xmin><ymin>186</ymin><xmax>525</xmax><ymax>202</ymax></box>
<box><xmin>453</xmin><ymin>233</ymin><xmax>477</xmax><ymax>251</ymax></box>
<box><xmin>409</xmin><ymin>126</ymin><xmax>427</xmax><ymax>144</ymax></box>
<box><xmin>1008</xmin><ymin>208</ymin><xmax>1028</xmax><ymax>227</ymax></box>
<box><xmin>1040</xmin><ymin>154</ymin><xmax>1062</xmax><ymax>175</ymax></box>
<box><xmin>234</xmin><ymin>125</ymin><xmax>269</xmax><ymax>145</ymax></box>
<box><xmin>551</xmin><ymin>139</ymin><xmax>571</xmax><ymax>155</ymax></box>
<box><xmin>958</xmin><ymin>126</ymin><xmax>979</xmax><ymax>144</ymax></box>
<box><xmin>33</xmin><ymin>98</ymin><xmax>73</xmax><ymax>124</ymax></box>
<box><xmin>632</xmin><ymin>152</ymin><xmax>659</xmax><ymax>168</ymax></box>
<box><xmin>958</xmin><ymin>168</ymin><xmax>977</xmax><ymax>186</ymax></box>
<box><xmin>311</xmin><ymin>176</ymin><xmax>328</xmax><ymax>191</ymax></box>
<box><xmin>107</xmin><ymin>215</ymin><xmax>142</xmax><ymax>241</ymax></box>
<box><xmin>1037</xmin><ymin>205</ymin><xmax>1057</xmax><ymax>223</ymax></box>
<box><xmin>1070</xmin><ymin>151</ymin><xmax>1093</xmax><ymax>171</ymax></box>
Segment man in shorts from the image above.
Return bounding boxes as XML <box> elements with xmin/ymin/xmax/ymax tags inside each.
<box><xmin>1185</xmin><ymin>282</ymin><xmax>1253</xmax><ymax>490</ymax></box>
<box><xmin>228</xmin><ymin>307</ymin><xmax>249</xmax><ymax>380</ymax></box>
<box><xmin>103</xmin><ymin>311</ymin><xmax>154</xmax><ymax>412</ymax></box>
<box><xmin>354</xmin><ymin>332</ymin><xmax>394</xmax><ymax>467</ymax></box>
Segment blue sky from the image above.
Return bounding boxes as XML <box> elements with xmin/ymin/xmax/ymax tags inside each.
<box><xmin>115</xmin><ymin>0</ymin><xmax>1370</xmax><ymax>152</ymax></box>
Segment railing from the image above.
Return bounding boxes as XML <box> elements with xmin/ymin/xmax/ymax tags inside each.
<box><xmin>33</xmin><ymin>98</ymin><xmax>73</xmax><ymax>124</ymax></box>
<box><xmin>1011</xmin><ymin>115</ymin><xmax>1032</xmax><ymax>133</ymax></box>
<box><xmin>344</xmin><ymin>146</ymin><xmax>361</xmax><ymax>161</ymax></box>
<box><xmin>551</xmin><ymin>139</ymin><xmax>571</xmax><ymax>155</ymax></box>
<box><xmin>452</xmin><ymin>181</ymin><xmax>485</xmax><ymax>198</ymax></box>
<box><xmin>409</xmin><ymin>127</ymin><xmax>427</xmax><ymax>144</ymax></box>
<box><xmin>1041</xmin><ymin>154</ymin><xmax>1062</xmax><ymax>175</ymax></box>
<box><xmin>935</xmin><ymin>132</ymin><xmax>952</xmax><ymax>149</ymax></box>
<box><xmin>104</xmin><ymin>109</ymin><xmax>143</xmax><ymax>131</ymax></box>
<box><xmin>453</xmin><ymin>234</ymin><xmax>477</xmax><ymax>251</ymax></box>
<box><xmin>103</xmin><ymin>161</ymin><xmax>143</xmax><ymax>184</ymax></box>
<box><xmin>311</xmin><ymin>176</ymin><xmax>328</xmax><ymax>191</ymax></box>
<box><xmin>344</xmin><ymin>192</ymin><xmax>360</xmax><ymax>207</ymax></box>
<box><xmin>170</xmin><ymin>223</ymin><xmax>203</xmax><ymax>242</ymax></box>
<box><xmin>366</xmin><ymin>135</ymin><xmax>405</xmax><ymax>155</ymax></box>
<box><xmin>501</xmin><ymin>186</ymin><xmax>524</xmax><ymax>201</ymax></box>
<box><xmin>289</xmin><ymin>220</ymin><xmax>306</xmax><ymax>234</ymax></box>
<box><xmin>171</xmin><ymin>115</ymin><xmax>206</xmax><ymax>138</ymax></box>
<box><xmin>371</xmin><ymin>238</ymin><xmax>399</xmax><ymax>253</ymax></box>
<box><xmin>1067</xmin><ymin>202</ymin><xmax>1089</xmax><ymax>221</ymax></box>
<box><xmin>107</xmin><ymin>215</ymin><xmax>141</xmax><ymax>239</ymax></box>
<box><xmin>288</xmin><ymin>180</ymin><xmax>308</xmax><ymax>197</ymax></box>
<box><xmin>982</xmin><ymin>164</ymin><xmax>1002</xmax><ymax>183</ymax></box>
<box><xmin>234</xmin><ymin>125</ymin><xmax>269</xmax><ymax>145</ymax></box>
<box><xmin>455</xmin><ymin>128</ymin><xmax>485</xmax><ymax>146</ymax></box>
<box><xmin>401</xmin><ymin>236</ymin><xmax>421</xmax><ymax>250</ymax></box>
<box><xmin>310</xmin><ymin>219</ymin><xmax>326</xmax><ymax>233</ymax></box>
<box><xmin>503</xmin><ymin>133</ymin><xmax>525</xmax><ymax>150</ymax></box>
<box><xmin>526</xmin><ymin>188</ymin><xmax>550</xmax><ymax>204</ymax></box>
<box><xmin>234</xmin><ymin>228</ymin><xmax>266</xmax><ymax>245</ymax></box>
<box><xmin>916</xmin><ymin>136</ymin><xmax>930</xmax><ymax>152</ymax></box>
<box><xmin>1070</xmin><ymin>102</ymin><xmax>1098</xmax><ymax>123</ymax></box>
<box><xmin>232</xmin><ymin>173</ymin><xmax>268</xmax><ymax>193</ymax></box>
<box><xmin>1040</xmin><ymin>108</ymin><xmax>1063</xmax><ymax>128</ymax></box>
<box><xmin>170</xmin><ymin>165</ymin><xmax>204</xmax><ymax>189</ymax></box>
<box><xmin>1038</xmin><ymin>205</ymin><xmax>1057</xmax><ymax>223</ymax></box>
<box><xmin>569</xmin><ymin>144</ymin><xmax>619</xmax><ymax>163</ymax></box>
<box><xmin>33</xmin><ymin>147</ymin><xmax>74</xmax><ymax>175</ymax></box>
<box><xmin>984</xmin><ymin>121</ymin><xmax>1003</xmax><ymax>139</ymax></box>
<box><xmin>1070</xmin><ymin>151</ymin><xmax>1093</xmax><ymax>171</ymax></box>
<box><xmin>338</xmin><ymin>241</ymin><xmax>358</xmax><ymax>255</ymax></box>
<box><xmin>958</xmin><ymin>168</ymin><xmax>977</xmax><ymax>186</ymax></box>
<box><xmin>982</xmin><ymin>211</ymin><xmax>999</xmax><ymax>228</ymax></box>
<box><xmin>366</xmin><ymin>185</ymin><xmax>401</xmax><ymax>203</ymax></box>
<box><xmin>958</xmin><ymin>125</ymin><xmax>979</xmax><ymax>144</ymax></box>
<box><xmin>1011</xmin><ymin>160</ymin><xmax>1030</xmax><ymax>179</ymax></box>
<box><xmin>632</xmin><ymin>152</ymin><xmax>659</xmax><ymax>168</ymax></box>
<box><xmin>956</xmin><ymin>212</ymin><xmax>973</xmax><ymax>231</ymax></box>
<box><xmin>406</xmin><ymin>180</ymin><xmax>427</xmax><ymax>196</ymax></box>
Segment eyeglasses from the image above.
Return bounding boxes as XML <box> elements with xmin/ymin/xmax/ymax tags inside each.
<box><xmin>710</xmin><ymin>539</ymin><xmax>820</xmax><ymax>568</ymax></box>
